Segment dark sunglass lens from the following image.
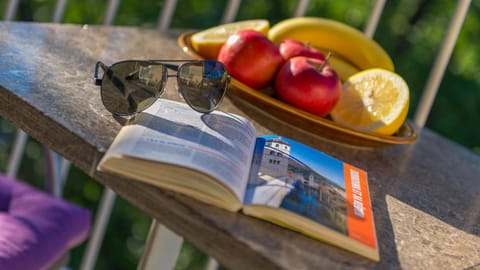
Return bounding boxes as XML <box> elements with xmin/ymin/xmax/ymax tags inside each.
<box><xmin>100</xmin><ymin>61</ymin><xmax>167</xmax><ymax>115</ymax></box>
<box><xmin>177</xmin><ymin>61</ymin><xmax>228</xmax><ymax>113</ymax></box>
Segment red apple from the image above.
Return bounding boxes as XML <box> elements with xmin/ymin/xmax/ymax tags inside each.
<box><xmin>218</xmin><ymin>30</ymin><xmax>283</xmax><ymax>89</ymax></box>
<box><xmin>278</xmin><ymin>39</ymin><xmax>326</xmax><ymax>61</ymax></box>
<box><xmin>275</xmin><ymin>56</ymin><xmax>342</xmax><ymax>117</ymax></box>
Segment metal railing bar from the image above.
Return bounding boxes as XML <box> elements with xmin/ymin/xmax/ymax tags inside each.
<box><xmin>157</xmin><ymin>0</ymin><xmax>178</xmax><ymax>31</ymax></box>
<box><xmin>43</xmin><ymin>147</ymin><xmax>62</xmax><ymax>197</ymax></box>
<box><xmin>221</xmin><ymin>0</ymin><xmax>241</xmax><ymax>23</ymax></box>
<box><xmin>103</xmin><ymin>0</ymin><xmax>120</xmax><ymax>26</ymax></box>
<box><xmin>205</xmin><ymin>257</ymin><xmax>219</xmax><ymax>270</ymax></box>
<box><xmin>137</xmin><ymin>221</ymin><xmax>183</xmax><ymax>270</ymax></box>
<box><xmin>60</xmin><ymin>157</ymin><xmax>71</xmax><ymax>184</ymax></box>
<box><xmin>52</xmin><ymin>0</ymin><xmax>67</xmax><ymax>23</ymax></box>
<box><xmin>3</xmin><ymin>0</ymin><xmax>23</xmax><ymax>182</ymax></box>
<box><xmin>6</xmin><ymin>129</ymin><xmax>27</xmax><ymax>178</ymax></box>
<box><xmin>294</xmin><ymin>0</ymin><xmax>310</xmax><ymax>17</ymax></box>
<box><xmin>46</xmin><ymin>148</ymin><xmax>71</xmax><ymax>198</ymax></box>
<box><xmin>77</xmin><ymin>2</ymin><xmax>122</xmax><ymax>268</ymax></box>
<box><xmin>80</xmin><ymin>188</ymin><xmax>117</xmax><ymax>270</ymax></box>
<box><xmin>49</xmin><ymin>150</ymin><xmax>72</xmax><ymax>198</ymax></box>
<box><xmin>363</xmin><ymin>0</ymin><xmax>386</xmax><ymax>38</ymax></box>
<box><xmin>414</xmin><ymin>0</ymin><xmax>471</xmax><ymax>128</ymax></box>
<box><xmin>3</xmin><ymin>0</ymin><xmax>19</xmax><ymax>21</ymax></box>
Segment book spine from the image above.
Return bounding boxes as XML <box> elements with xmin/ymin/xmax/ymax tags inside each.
<box><xmin>344</xmin><ymin>163</ymin><xmax>377</xmax><ymax>249</ymax></box>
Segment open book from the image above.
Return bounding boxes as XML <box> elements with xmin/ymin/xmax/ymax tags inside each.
<box><xmin>98</xmin><ymin>99</ymin><xmax>379</xmax><ymax>261</ymax></box>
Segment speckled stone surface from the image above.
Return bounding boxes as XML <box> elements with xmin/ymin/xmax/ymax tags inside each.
<box><xmin>0</xmin><ymin>22</ymin><xmax>479</xmax><ymax>270</ymax></box>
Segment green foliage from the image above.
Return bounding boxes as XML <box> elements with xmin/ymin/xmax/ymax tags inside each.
<box><xmin>62</xmin><ymin>0</ymin><xmax>107</xmax><ymax>25</ymax></box>
<box><xmin>171</xmin><ymin>0</ymin><xmax>226</xmax><ymax>29</ymax></box>
<box><xmin>1</xmin><ymin>1</ymin><xmax>479</xmax><ymax>270</ymax></box>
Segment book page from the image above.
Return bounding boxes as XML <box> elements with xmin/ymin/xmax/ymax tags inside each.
<box><xmin>107</xmin><ymin>99</ymin><xmax>257</xmax><ymax>201</ymax></box>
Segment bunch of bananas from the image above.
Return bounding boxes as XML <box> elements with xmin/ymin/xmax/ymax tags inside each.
<box><xmin>268</xmin><ymin>17</ymin><xmax>394</xmax><ymax>81</ymax></box>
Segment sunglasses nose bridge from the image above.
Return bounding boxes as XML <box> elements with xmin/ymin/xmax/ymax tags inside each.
<box><xmin>156</xmin><ymin>68</ymin><xmax>176</xmax><ymax>98</ymax></box>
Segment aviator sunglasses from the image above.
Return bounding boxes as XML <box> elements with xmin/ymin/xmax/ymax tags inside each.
<box><xmin>93</xmin><ymin>60</ymin><xmax>230</xmax><ymax>116</ymax></box>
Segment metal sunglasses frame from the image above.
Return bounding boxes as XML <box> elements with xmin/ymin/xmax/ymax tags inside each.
<box><xmin>93</xmin><ymin>59</ymin><xmax>230</xmax><ymax>116</ymax></box>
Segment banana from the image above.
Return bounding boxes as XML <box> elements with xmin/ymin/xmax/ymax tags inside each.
<box><xmin>320</xmin><ymin>51</ymin><xmax>360</xmax><ymax>81</ymax></box>
<box><xmin>268</xmin><ymin>17</ymin><xmax>394</xmax><ymax>72</ymax></box>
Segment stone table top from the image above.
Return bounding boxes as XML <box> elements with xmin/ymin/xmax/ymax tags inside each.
<box><xmin>0</xmin><ymin>21</ymin><xmax>479</xmax><ymax>269</ymax></box>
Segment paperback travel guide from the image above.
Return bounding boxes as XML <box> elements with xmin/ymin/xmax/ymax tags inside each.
<box><xmin>98</xmin><ymin>98</ymin><xmax>379</xmax><ymax>261</ymax></box>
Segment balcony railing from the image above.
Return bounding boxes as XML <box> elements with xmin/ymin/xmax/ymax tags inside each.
<box><xmin>1</xmin><ymin>0</ymin><xmax>474</xmax><ymax>270</ymax></box>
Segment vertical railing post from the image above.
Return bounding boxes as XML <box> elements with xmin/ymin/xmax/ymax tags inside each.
<box><xmin>5</xmin><ymin>130</ymin><xmax>27</xmax><ymax>179</ymax></box>
<box><xmin>294</xmin><ymin>0</ymin><xmax>310</xmax><ymax>17</ymax></box>
<box><xmin>221</xmin><ymin>0</ymin><xmax>241</xmax><ymax>23</ymax></box>
<box><xmin>43</xmin><ymin>147</ymin><xmax>63</xmax><ymax>197</ymax></box>
<box><xmin>80</xmin><ymin>188</ymin><xmax>117</xmax><ymax>270</ymax></box>
<box><xmin>136</xmin><ymin>221</ymin><xmax>183</xmax><ymax>270</ymax></box>
<box><xmin>52</xmin><ymin>0</ymin><xmax>67</xmax><ymax>23</ymax></box>
<box><xmin>103</xmin><ymin>0</ymin><xmax>120</xmax><ymax>25</ymax></box>
<box><xmin>414</xmin><ymin>0</ymin><xmax>471</xmax><ymax>128</ymax></box>
<box><xmin>79</xmin><ymin>2</ymin><xmax>124</xmax><ymax>269</ymax></box>
<box><xmin>157</xmin><ymin>0</ymin><xmax>178</xmax><ymax>31</ymax></box>
<box><xmin>364</xmin><ymin>0</ymin><xmax>386</xmax><ymax>38</ymax></box>
<box><xmin>3</xmin><ymin>0</ymin><xmax>19</xmax><ymax>21</ymax></box>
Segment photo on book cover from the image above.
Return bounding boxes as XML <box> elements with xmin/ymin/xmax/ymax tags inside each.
<box><xmin>245</xmin><ymin>135</ymin><xmax>349</xmax><ymax>234</ymax></box>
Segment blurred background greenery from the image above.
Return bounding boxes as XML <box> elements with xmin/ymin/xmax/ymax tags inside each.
<box><xmin>0</xmin><ymin>0</ymin><xmax>479</xmax><ymax>269</ymax></box>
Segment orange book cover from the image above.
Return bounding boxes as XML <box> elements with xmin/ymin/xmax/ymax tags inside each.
<box><xmin>243</xmin><ymin>136</ymin><xmax>379</xmax><ymax>261</ymax></box>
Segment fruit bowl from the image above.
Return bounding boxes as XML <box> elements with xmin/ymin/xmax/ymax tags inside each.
<box><xmin>178</xmin><ymin>31</ymin><xmax>417</xmax><ymax>147</ymax></box>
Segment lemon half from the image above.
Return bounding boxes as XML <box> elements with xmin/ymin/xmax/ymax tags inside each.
<box><xmin>191</xmin><ymin>19</ymin><xmax>270</xmax><ymax>59</ymax></box>
<box><xmin>330</xmin><ymin>68</ymin><xmax>410</xmax><ymax>135</ymax></box>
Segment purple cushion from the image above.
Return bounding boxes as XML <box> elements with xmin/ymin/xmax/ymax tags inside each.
<box><xmin>0</xmin><ymin>175</ymin><xmax>91</xmax><ymax>270</ymax></box>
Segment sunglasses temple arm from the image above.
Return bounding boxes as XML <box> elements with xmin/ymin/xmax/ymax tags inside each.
<box><xmin>93</xmin><ymin>61</ymin><xmax>109</xmax><ymax>85</ymax></box>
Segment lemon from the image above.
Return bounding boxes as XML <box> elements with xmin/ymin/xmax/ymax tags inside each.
<box><xmin>330</xmin><ymin>68</ymin><xmax>410</xmax><ymax>135</ymax></box>
<box><xmin>191</xmin><ymin>19</ymin><xmax>270</xmax><ymax>59</ymax></box>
